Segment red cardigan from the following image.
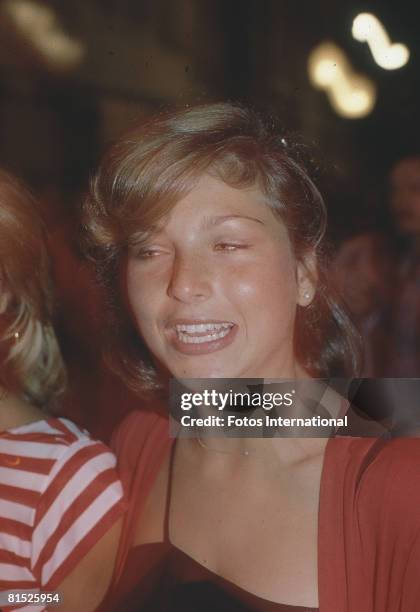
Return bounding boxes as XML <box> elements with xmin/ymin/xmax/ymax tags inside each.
<box><xmin>110</xmin><ymin>410</ymin><xmax>420</xmax><ymax>611</ymax></box>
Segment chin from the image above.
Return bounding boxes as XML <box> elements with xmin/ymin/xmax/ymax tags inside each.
<box><xmin>175</xmin><ymin>369</ymin><xmax>234</xmax><ymax>380</ymax></box>
<box><xmin>170</xmin><ymin>360</ymin><xmax>238</xmax><ymax>380</ymax></box>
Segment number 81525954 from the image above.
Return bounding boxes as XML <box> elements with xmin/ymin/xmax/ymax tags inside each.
<box><xmin>1</xmin><ymin>590</ymin><xmax>61</xmax><ymax>606</ymax></box>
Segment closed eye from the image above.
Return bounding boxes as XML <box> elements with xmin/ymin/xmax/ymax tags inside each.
<box><xmin>214</xmin><ymin>243</ymin><xmax>249</xmax><ymax>251</ymax></box>
<box><xmin>134</xmin><ymin>248</ymin><xmax>166</xmax><ymax>259</ymax></box>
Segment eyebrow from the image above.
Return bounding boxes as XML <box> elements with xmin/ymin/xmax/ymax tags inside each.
<box><xmin>202</xmin><ymin>214</ymin><xmax>265</xmax><ymax>228</ymax></box>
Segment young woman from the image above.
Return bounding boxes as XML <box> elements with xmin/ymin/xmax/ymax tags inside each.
<box><xmin>84</xmin><ymin>103</ymin><xmax>420</xmax><ymax>611</ymax></box>
<box><xmin>0</xmin><ymin>171</ymin><xmax>125</xmax><ymax>611</ymax></box>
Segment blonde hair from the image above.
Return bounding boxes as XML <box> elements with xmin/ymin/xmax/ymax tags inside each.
<box><xmin>83</xmin><ymin>103</ymin><xmax>361</xmax><ymax>395</ymax></box>
<box><xmin>0</xmin><ymin>170</ymin><xmax>66</xmax><ymax>407</ymax></box>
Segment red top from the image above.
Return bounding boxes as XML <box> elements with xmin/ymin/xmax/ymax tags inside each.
<box><xmin>110</xmin><ymin>410</ymin><xmax>420</xmax><ymax>611</ymax></box>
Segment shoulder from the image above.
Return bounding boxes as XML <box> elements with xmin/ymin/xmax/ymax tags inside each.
<box><xmin>0</xmin><ymin>416</ymin><xmax>124</xmax><ymax>524</ymax></box>
<box><xmin>323</xmin><ymin>437</ymin><xmax>420</xmax><ymax>560</ymax></box>
<box><xmin>0</xmin><ymin>417</ymin><xmax>125</xmax><ymax>592</ymax></box>
<box><xmin>327</xmin><ymin>435</ymin><xmax>420</xmax><ymax>476</ymax></box>
<box><xmin>0</xmin><ymin>417</ymin><xmax>121</xmax><ymax>503</ymax></box>
<box><xmin>350</xmin><ymin>438</ymin><xmax>420</xmax><ymax>539</ymax></box>
<box><xmin>33</xmin><ymin>418</ymin><xmax>123</xmax><ymax>505</ymax></box>
<box><xmin>321</xmin><ymin>437</ymin><xmax>420</xmax><ymax>611</ymax></box>
<box><xmin>0</xmin><ymin>416</ymin><xmax>109</xmax><ymax>463</ymax></box>
<box><xmin>360</xmin><ymin>437</ymin><xmax>420</xmax><ymax>499</ymax></box>
<box><xmin>19</xmin><ymin>418</ymin><xmax>125</xmax><ymax>522</ymax></box>
<box><xmin>325</xmin><ymin>436</ymin><xmax>420</xmax><ymax>524</ymax></box>
<box><xmin>34</xmin><ymin>420</ymin><xmax>125</xmax><ymax>588</ymax></box>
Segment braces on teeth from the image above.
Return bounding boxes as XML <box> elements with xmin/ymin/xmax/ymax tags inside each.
<box><xmin>175</xmin><ymin>322</ymin><xmax>232</xmax><ymax>333</ymax></box>
<box><xmin>175</xmin><ymin>322</ymin><xmax>233</xmax><ymax>343</ymax></box>
<box><xmin>177</xmin><ymin>328</ymin><xmax>232</xmax><ymax>344</ymax></box>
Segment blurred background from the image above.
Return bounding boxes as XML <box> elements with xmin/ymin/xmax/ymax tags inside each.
<box><xmin>0</xmin><ymin>0</ymin><xmax>419</xmax><ymax>437</ymax></box>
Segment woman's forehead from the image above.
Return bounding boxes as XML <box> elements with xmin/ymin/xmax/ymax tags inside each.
<box><xmin>161</xmin><ymin>175</ymin><xmax>276</xmax><ymax>224</ymax></box>
<box><xmin>126</xmin><ymin>173</ymin><xmax>285</xmax><ymax>244</ymax></box>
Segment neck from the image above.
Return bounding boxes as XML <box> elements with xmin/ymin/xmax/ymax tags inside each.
<box><xmin>189</xmin><ymin>379</ymin><xmax>338</xmax><ymax>466</ymax></box>
<box><xmin>193</xmin><ymin>434</ymin><xmax>328</xmax><ymax>469</ymax></box>
<box><xmin>0</xmin><ymin>389</ymin><xmax>44</xmax><ymax>432</ymax></box>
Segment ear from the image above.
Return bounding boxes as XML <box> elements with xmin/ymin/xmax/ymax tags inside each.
<box><xmin>296</xmin><ymin>250</ymin><xmax>317</xmax><ymax>307</ymax></box>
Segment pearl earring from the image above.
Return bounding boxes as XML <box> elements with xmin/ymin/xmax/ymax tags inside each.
<box><xmin>13</xmin><ymin>331</ymin><xmax>20</xmax><ymax>340</ymax></box>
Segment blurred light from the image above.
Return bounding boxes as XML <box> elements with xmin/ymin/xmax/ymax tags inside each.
<box><xmin>2</xmin><ymin>0</ymin><xmax>84</xmax><ymax>70</ymax></box>
<box><xmin>308</xmin><ymin>42</ymin><xmax>376</xmax><ymax>119</ymax></box>
<box><xmin>352</xmin><ymin>13</ymin><xmax>409</xmax><ymax>70</ymax></box>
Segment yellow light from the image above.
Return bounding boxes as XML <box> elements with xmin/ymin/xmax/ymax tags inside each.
<box><xmin>308</xmin><ymin>42</ymin><xmax>376</xmax><ymax>119</ymax></box>
<box><xmin>2</xmin><ymin>0</ymin><xmax>84</xmax><ymax>69</ymax></box>
<box><xmin>352</xmin><ymin>13</ymin><xmax>409</xmax><ymax>70</ymax></box>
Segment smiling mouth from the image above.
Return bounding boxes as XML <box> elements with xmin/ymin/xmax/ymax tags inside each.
<box><xmin>167</xmin><ymin>320</ymin><xmax>237</xmax><ymax>355</ymax></box>
<box><xmin>175</xmin><ymin>322</ymin><xmax>233</xmax><ymax>344</ymax></box>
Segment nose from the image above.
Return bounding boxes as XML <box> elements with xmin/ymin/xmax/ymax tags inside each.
<box><xmin>167</xmin><ymin>252</ymin><xmax>211</xmax><ymax>303</ymax></box>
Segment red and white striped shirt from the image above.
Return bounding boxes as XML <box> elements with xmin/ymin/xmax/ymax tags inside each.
<box><xmin>0</xmin><ymin>417</ymin><xmax>125</xmax><ymax>611</ymax></box>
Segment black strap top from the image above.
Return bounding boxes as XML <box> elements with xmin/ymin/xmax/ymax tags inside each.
<box><xmin>114</xmin><ymin>442</ymin><xmax>319</xmax><ymax>612</ymax></box>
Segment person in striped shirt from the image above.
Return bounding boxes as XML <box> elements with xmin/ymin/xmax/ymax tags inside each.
<box><xmin>0</xmin><ymin>171</ymin><xmax>126</xmax><ymax>611</ymax></box>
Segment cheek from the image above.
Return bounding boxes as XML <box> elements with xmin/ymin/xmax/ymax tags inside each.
<box><xmin>217</xmin><ymin>261</ymin><xmax>266</xmax><ymax>304</ymax></box>
<box><xmin>222</xmin><ymin>252</ymin><xmax>297</xmax><ymax>315</ymax></box>
<box><xmin>126</xmin><ymin>268</ymin><xmax>159</xmax><ymax>333</ymax></box>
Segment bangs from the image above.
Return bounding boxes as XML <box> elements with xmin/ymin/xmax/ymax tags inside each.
<box><xmin>108</xmin><ymin>136</ymin><xmax>275</xmax><ymax>246</ymax></box>
<box><xmin>120</xmin><ymin>154</ymin><xmax>202</xmax><ymax>245</ymax></box>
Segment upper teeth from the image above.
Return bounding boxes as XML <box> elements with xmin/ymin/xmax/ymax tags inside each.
<box><xmin>175</xmin><ymin>323</ymin><xmax>232</xmax><ymax>333</ymax></box>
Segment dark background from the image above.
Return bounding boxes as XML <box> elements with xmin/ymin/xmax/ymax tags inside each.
<box><xmin>1</xmin><ymin>0</ymin><xmax>418</xmax><ymax>435</ymax></box>
<box><xmin>1</xmin><ymin>1</ymin><xmax>419</xmax><ymax>195</ymax></box>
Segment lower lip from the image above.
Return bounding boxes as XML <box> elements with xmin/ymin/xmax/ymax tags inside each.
<box><xmin>169</xmin><ymin>325</ymin><xmax>238</xmax><ymax>356</ymax></box>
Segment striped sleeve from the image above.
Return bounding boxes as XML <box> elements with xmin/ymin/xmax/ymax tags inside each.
<box><xmin>30</xmin><ymin>436</ymin><xmax>125</xmax><ymax>591</ymax></box>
